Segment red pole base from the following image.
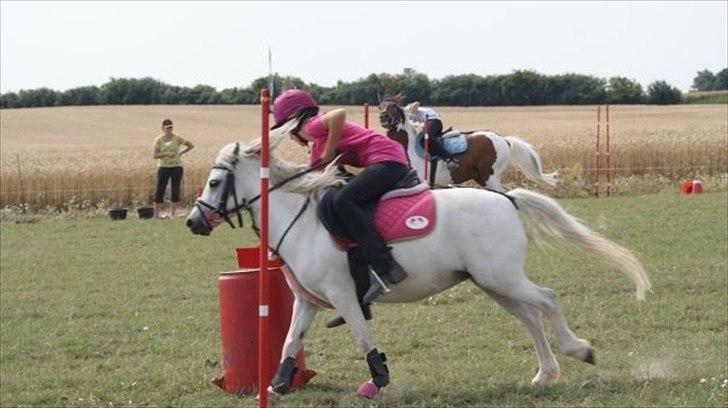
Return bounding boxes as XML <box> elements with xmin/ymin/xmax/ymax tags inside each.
<box><xmin>214</xmin><ymin>247</ymin><xmax>316</xmax><ymax>395</ymax></box>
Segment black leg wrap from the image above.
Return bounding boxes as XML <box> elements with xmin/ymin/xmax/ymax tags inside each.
<box><xmin>270</xmin><ymin>357</ymin><xmax>298</xmax><ymax>394</ymax></box>
<box><xmin>366</xmin><ymin>349</ymin><xmax>390</xmax><ymax>388</ymax></box>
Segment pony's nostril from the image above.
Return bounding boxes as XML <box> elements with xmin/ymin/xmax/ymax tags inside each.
<box><xmin>186</xmin><ymin>219</ymin><xmax>193</xmax><ymax>227</ymax></box>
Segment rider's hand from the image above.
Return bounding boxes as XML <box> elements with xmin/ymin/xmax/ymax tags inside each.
<box><xmin>321</xmin><ymin>148</ymin><xmax>336</xmax><ymax>163</ymax></box>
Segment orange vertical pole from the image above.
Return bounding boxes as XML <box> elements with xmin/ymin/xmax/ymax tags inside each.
<box><xmin>258</xmin><ymin>88</ymin><xmax>270</xmax><ymax>408</ymax></box>
<box><xmin>606</xmin><ymin>105</ymin><xmax>611</xmax><ymax>196</ymax></box>
<box><xmin>364</xmin><ymin>103</ymin><xmax>369</xmax><ymax>129</ymax></box>
<box><xmin>594</xmin><ymin>105</ymin><xmax>601</xmax><ymax>197</ymax></box>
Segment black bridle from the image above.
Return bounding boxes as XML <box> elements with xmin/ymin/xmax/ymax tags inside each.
<box><xmin>194</xmin><ymin>143</ymin><xmax>332</xmax><ymax>251</ymax></box>
<box><xmin>194</xmin><ymin>144</ymin><xmax>247</xmax><ymax>230</ymax></box>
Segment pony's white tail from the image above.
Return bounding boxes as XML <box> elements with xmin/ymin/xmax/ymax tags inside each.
<box><xmin>504</xmin><ymin>136</ymin><xmax>559</xmax><ymax>187</ymax></box>
<box><xmin>509</xmin><ymin>188</ymin><xmax>651</xmax><ymax>300</ymax></box>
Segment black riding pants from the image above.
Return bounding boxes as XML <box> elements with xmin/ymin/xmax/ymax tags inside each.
<box><xmin>425</xmin><ymin>119</ymin><xmax>450</xmax><ymax>159</ymax></box>
<box><xmin>154</xmin><ymin>166</ymin><xmax>184</xmax><ymax>203</ymax></box>
<box><xmin>331</xmin><ymin>161</ymin><xmax>410</xmax><ymax>273</ymax></box>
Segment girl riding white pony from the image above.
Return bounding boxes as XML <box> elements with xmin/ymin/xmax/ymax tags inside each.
<box><xmin>186</xmin><ymin>122</ymin><xmax>650</xmax><ymax>402</ymax></box>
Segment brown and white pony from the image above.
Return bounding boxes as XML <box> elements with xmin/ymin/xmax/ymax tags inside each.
<box><xmin>378</xmin><ymin>98</ymin><xmax>558</xmax><ymax>190</ymax></box>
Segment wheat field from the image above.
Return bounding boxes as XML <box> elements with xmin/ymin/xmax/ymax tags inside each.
<box><xmin>1</xmin><ymin>104</ymin><xmax>726</xmax><ymax>209</ymax></box>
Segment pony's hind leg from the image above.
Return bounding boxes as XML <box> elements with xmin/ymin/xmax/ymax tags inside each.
<box><xmin>479</xmin><ymin>273</ymin><xmax>595</xmax><ymax>365</ymax></box>
<box><xmin>269</xmin><ymin>297</ymin><xmax>318</xmax><ymax>395</ymax></box>
<box><xmin>481</xmin><ymin>288</ymin><xmax>561</xmax><ymax>386</ymax></box>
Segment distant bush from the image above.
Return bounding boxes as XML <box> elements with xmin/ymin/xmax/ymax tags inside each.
<box><xmin>607</xmin><ymin>76</ymin><xmax>644</xmax><ymax>104</ymax></box>
<box><xmin>691</xmin><ymin>68</ymin><xmax>728</xmax><ymax>91</ymax></box>
<box><xmin>647</xmin><ymin>81</ymin><xmax>682</xmax><ymax>105</ymax></box>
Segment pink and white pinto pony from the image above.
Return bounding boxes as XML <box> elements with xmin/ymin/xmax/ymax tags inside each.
<box><xmin>186</xmin><ymin>125</ymin><xmax>650</xmax><ymax>402</ymax></box>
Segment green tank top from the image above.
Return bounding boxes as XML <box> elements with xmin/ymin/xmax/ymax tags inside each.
<box><xmin>154</xmin><ymin>134</ymin><xmax>186</xmax><ymax>167</ymax></box>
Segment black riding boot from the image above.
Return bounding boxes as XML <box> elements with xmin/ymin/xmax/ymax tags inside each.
<box><xmin>362</xmin><ymin>246</ymin><xmax>407</xmax><ymax>304</ymax></box>
<box><xmin>326</xmin><ymin>248</ymin><xmax>374</xmax><ymax>328</ymax></box>
<box><xmin>429</xmin><ymin>136</ymin><xmax>459</xmax><ymax>171</ymax></box>
<box><xmin>429</xmin><ymin>158</ymin><xmax>439</xmax><ymax>186</ymax></box>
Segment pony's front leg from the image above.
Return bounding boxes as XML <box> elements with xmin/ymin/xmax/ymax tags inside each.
<box><xmin>328</xmin><ymin>294</ymin><xmax>390</xmax><ymax>398</ymax></box>
<box><xmin>268</xmin><ymin>297</ymin><xmax>318</xmax><ymax>396</ymax></box>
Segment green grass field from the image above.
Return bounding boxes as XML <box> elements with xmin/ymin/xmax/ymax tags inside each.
<box><xmin>1</xmin><ymin>192</ymin><xmax>726</xmax><ymax>407</ymax></box>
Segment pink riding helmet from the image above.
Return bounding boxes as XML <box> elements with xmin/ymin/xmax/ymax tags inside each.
<box><xmin>271</xmin><ymin>89</ymin><xmax>318</xmax><ymax>129</ymax></box>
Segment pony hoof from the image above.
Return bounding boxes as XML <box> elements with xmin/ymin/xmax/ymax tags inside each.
<box><xmin>584</xmin><ymin>348</ymin><xmax>596</xmax><ymax>365</ymax></box>
<box><xmin>257</xmin><ymin>387</ymin><xmax>281</xmax><ymax>406</ymax></box>
<box><xmin>357</xmin><ymin>380</ymin><xmax>381</xmax><ymax>399</ymax></box>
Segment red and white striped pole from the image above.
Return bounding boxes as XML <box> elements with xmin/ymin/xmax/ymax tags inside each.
<box><xmin>606</xmin><ymin>104</ymin><xmax>611</xmax><ymax>196</ymax></box>
<box><xmin>258</xmin><ymin>88</ymin><xmax>271</xmax><ymax>408</ymax></box>
<box><xmin>423</xmin><ymin>114</ymin><xmax>430</xmax><ymax>183</ymax></box>
<box><xmin>593</xmin><ymin>105</ymin><xmax>601</xmax><ymax>197</ymax></box>
<box><xmin>363</xmin><ymin>103</ymin><xmax>369</xmax><ymax>129</ymax></box>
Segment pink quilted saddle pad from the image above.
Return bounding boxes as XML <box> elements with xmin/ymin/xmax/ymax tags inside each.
<box><xmin>333</xmin><ymin>184</ymin><xmax>435</xmax><ymax>248</ymax></box>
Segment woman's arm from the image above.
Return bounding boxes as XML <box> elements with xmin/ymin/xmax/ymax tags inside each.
<box><xmin>320</xmin><ymin>108</ymin><xmax>346</xmax><ymax>163</ymax></box>
<box><xmin>153</xmin><ymin>147</ymin><xmax>171</xmax><ymax>159</ymax></box>
<box><xmin>180</xmin><ymin>140</ymin><xmax>195</xmax><ymax>155</ymax></box>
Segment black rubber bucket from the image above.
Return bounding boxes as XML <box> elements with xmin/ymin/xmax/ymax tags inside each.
<box><xmin>137</xmin><ymin>206</ymin><xmax>154</xmax><ymax>219</ymax></box>
<box><xmin>109</xmin><ymin>208</ymin><xmax>127</xmax><ymax>220</ymax></box>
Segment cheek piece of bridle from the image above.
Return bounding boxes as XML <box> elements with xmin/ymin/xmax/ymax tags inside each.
<box><xmin>195</xmin><ymin>143</ymin><xmax>247</xmax><ymax>230</ymax></box>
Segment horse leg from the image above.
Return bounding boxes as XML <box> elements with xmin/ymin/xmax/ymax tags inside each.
<box><xmin>481</xmin><ymin>288</ymin><xmax>560</xmax><ymax>386</ymax></box>
<box><xmin>480</xmin><ymin>275</ymin><xmax>595</xmax><ymax>365</ymax></box>
<box><xmin>269</xmin><ymin>297</ymin><xmax>318</xmax><ymax>396</ymax></box>
<box><xmin>328</xmin><ymin>294</ymin><xmax>390</xmax><ymax>396</ymax></box>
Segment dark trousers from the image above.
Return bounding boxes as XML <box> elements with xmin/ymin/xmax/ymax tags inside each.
<box><xmin>154</xmin><ymin>166</ymin><xmax>184</xmax><ymax>203</ymax></box>
<box><xmin>424</xmin><ymin>119</ymin><xmax>451</xmax><ymax>159</ymax></box>
<box><xmin>331</xmin><ymin>161</ymin><xmax>410</xmax><ymax>273</ymax></box>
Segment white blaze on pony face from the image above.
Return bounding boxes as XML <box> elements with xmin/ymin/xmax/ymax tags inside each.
<box><xmin>201</xmin><ymin>168</ymin><xmax>229</xmax><ymax>228</ymax></box>
<box><xmin>186</xmin><ymin>167</ymin><xmax>230</xmax><ymax>235</ymax></box>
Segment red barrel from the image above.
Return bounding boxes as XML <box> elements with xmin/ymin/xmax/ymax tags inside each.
<box><xmin>692</xmin><ymin>180</ymin><xmax>704</xmax><ymax>194</ymax></box>
<box><xmin>213</xmin><ymin>247</ymin><xmax>316</xmax><ymax>395</ymax></box>
<box><xmin>681</xmin><ymin>180</ymin><xmax>693</xmax><ymax>194</ymax></box>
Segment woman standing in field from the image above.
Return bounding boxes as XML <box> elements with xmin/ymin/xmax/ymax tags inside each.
<box><xmin>153</xmin><ymin>119</ymin><xmax>194</xmax><ymax>219</ymax></box>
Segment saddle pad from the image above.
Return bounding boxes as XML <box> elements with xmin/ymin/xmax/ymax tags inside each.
<box><xmin>373</xmin><ymin>187</ymin><xmax>435</xmax><ymax>241</ymax></box>
<box><xmin>414</xmin><ymin>132</ymin><xmax>468</xmax><ymax>159</ymax></box>
<box><xmin>319</xmin><ymin>186</ymin><xmax>436</xmax><ymax>249</ymax></box>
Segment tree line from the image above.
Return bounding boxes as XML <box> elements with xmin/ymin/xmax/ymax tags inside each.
<box><xmin>691</xmin><ymin>68</ymin><xmax>728</xmax><ymax>92</ymax></box>
<box><xmin>2</xmin><ymin>68</ymin><xmax>725</xmax><ymax>109</ymax></box>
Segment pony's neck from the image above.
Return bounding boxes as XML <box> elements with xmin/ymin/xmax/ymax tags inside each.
<box><xmin>246</xmin><ymin>189</ymin><xmax>316</xmax><ymax>260</ymax></box>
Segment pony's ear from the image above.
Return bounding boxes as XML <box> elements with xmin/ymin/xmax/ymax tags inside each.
<box><xmin>377</xmin><ymin>93</ymin><xmax>383</xmax><ymax>103</ymax></box>
<box><xmin>396</xmin><ymin>93</ymin><xmax>405</xmax><ymax>103</ymax></box>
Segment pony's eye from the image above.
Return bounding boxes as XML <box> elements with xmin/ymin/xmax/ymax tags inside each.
<box><xmin>209</xmin><ymin>179</ymin><xmax>221</xmax><ymax>188</ymax></box>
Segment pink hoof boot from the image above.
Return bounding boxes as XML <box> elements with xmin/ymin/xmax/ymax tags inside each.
<box><xmin>357</xmin><ymin>380</ymin><xmax>380</xmax><ymax>399</ymax></box>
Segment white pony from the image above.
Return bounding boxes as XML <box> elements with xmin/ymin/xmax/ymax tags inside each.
<box><xmin>186</xmin><ymin>125</ymin><xmax>650</xmax><ymax>401</ymax></box>
<box><xmin>378</xmin><ymin>99</ymin><xmax>559</xmax><ymax>191</ymax></box>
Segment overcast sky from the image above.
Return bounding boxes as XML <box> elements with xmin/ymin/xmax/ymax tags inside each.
<box><xmin>1</xmin><ymin>1</ymin><xmax>726</xmax><ymax>93</ymax></box>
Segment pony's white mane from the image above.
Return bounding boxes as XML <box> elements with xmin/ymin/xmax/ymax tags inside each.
<box><xmin>215</xmin><ymin>134</ymin><xmax>344</xmax><ymax>195</ymax></box>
